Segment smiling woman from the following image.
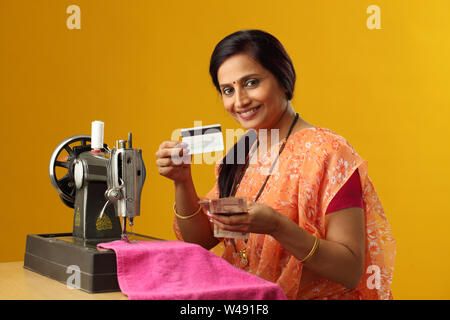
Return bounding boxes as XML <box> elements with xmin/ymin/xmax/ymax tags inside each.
<box><xmin>218</xmin><ymin>54</ymin><xmax>287</xmax><ymax>128</ymax></box>
<box><xmin>156</xmin><ymin>29</ymin><xmax>396</xmax><ymax>300</ymax></box>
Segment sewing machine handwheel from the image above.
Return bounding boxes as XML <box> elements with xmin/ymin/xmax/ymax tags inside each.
<box><xmin>49</xmin><ymin>135</ymin><xmax>107</xmax><ymax>209</ymax></box>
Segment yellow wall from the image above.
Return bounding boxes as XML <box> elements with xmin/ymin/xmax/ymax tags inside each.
<box><xmin>1</xmin><ymin>0</ymin><xmax>449</xmax><ymax>299</ymax></box>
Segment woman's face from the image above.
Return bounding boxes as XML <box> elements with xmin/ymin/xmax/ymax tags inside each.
<box><xmin>217</xmin><ymin>53</ymin><xmax>288</xmax><ymax>130</ymax></box>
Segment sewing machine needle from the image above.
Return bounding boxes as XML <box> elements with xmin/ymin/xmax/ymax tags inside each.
<box><xmin>121</xmin><ymin>217</ymin><xmax>128</xmax><ymax>241</ymax></box>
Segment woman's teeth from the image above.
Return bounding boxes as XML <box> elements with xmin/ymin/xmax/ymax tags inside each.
<box><xmin>240</xmin><ymin>106</ymin><xmax>260</xmax><ymax>116</ymax></box>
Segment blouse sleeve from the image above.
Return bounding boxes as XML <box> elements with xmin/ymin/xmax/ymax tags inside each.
<box><xmin>325</xmin><ymin>169</ymin><xmax>363</xmax><ymax>214</ymax></box>
<box><xmin>318</xmin><ymin>136</ymin><xmax>364</xmax><ymax>218</ymax></box>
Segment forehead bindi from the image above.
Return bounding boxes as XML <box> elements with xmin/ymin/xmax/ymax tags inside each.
<box><xmin>217</xmin><ymin>54</ymin><xmax>265</xmax><ymax>86</ymax></box>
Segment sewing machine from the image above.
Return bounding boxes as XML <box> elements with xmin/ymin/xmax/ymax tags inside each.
<box><xmin>24</xmin><ymin>121</ymin><xmax>159</xmax><ymax>293</ymax></box>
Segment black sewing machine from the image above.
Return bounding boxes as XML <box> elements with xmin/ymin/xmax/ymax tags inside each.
<box><xmin>24</xmin><ymin>121</ymin><xmax>161</xmax><ymax>293</ymax></box>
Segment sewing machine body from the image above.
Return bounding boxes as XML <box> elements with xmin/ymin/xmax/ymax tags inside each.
<box><xmin>24</xmin><ymin>124</ymin><xmax>153</xmax><ymax>293</ymax></box>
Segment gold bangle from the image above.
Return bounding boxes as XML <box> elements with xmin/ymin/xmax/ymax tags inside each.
<box><xmin>173</xmin><ymin>203</ymin><xmax>202</xmax><ymax>220</ymax></box>
<box><xmin>299</xmin><ymin>235</ymin><xmax>320</xmax><ymax>263</ymax></box>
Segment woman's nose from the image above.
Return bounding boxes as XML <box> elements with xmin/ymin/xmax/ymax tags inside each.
<box><xmin>234</xmin><ymin>87</ymin><xmax>251</xmax><ymax>110</ymax></box>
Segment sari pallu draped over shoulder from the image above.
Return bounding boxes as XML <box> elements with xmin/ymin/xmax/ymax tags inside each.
<box><xmin>174</xmin><ymin>127</ymin><xmax>396</xmax><ymax>300</ymax></box>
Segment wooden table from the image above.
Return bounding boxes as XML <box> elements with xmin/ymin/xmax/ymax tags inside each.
<box><xmin>0</xmin><ymin>261</ymin><xmax>127</xmax><ymax>300</ymax></box>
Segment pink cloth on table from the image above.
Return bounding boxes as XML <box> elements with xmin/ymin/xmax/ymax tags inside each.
<box><xmin>97</xmin><ymin>240</ymin><xmax>287</xmax><ymax>300</ymax></box>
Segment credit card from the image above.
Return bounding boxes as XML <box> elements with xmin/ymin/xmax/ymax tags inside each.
<box><xmin>181</xmin><ymin>124</ymin><xmax>224</xmax><ymax>155</ymax></box>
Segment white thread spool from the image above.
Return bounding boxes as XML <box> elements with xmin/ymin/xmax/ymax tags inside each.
<box><xmin>91</xmin><ymin>120</ymin><xmax>104</xmax><ymax>150</ymax></box>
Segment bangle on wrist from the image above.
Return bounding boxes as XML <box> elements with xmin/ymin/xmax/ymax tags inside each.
<box><xmin>173</xmin><ymin>203</ymin><xmax>202</xmax><ymax>220</ymax></box>
<box><xmin>299</xmin><ymin>235</ymin><xmax>320</xmax><ymax>263</ymax></box>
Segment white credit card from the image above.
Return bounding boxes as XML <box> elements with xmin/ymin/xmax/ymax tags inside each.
<box><xmin>181</xmin><ymin>124</ymin><xmax>224</xmax><ymax>155</ymax></box>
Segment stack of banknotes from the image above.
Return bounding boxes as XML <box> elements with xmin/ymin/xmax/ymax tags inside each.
<box><xmin>199</xmin><ymin>197</ymin><xmax>249</xmax><ymax>239</ymax></box>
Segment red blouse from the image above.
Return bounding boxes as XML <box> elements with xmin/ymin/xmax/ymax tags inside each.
<box><xmin>325</xmin><ymin>169</ymin><xmax>363</xmax><ymax>214</ymax></box>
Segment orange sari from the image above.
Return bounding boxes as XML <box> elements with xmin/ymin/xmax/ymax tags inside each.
<box><xmin>174</xmin><ymin>127</ymin><xmax>396</xmax><ymax>300</ymax></box>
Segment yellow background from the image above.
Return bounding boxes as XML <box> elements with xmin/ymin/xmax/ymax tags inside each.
<box><xmin>1</xmin><ymin>0</ymin><xmax>449</xmax><ymax>299</ymax></box>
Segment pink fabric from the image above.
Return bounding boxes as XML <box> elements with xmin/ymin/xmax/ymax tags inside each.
<box><xmin>97</xmin><ymin>240</ymin><xmax>287</xmax><ymax>300</ymax></box>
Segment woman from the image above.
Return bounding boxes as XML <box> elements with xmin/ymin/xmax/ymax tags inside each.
<box><xmin>155</xmin><ymin>29</ymin><xmax>396</xmax><ymax>300</ymax></box>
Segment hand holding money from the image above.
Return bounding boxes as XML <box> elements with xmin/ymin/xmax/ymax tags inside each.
<box><xmin>199</xmin><ymin>197</ymin><xmax>249</xmax><ymax>239</ymax></box>
<box><xmin>203</xmin><ymin>199</ymin><xmax>283</xmax><ymax>238</ymax></box>
<box><xmin>202</xmin><ymin>197</ymin><xmax>248</xmax><ymax>215</ymax></box>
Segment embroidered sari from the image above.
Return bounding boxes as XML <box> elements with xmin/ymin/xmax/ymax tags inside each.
<box><xmin>174</xmin><ymin>127</ymin><xmax>396</xmax><ymax>300</ymax></box>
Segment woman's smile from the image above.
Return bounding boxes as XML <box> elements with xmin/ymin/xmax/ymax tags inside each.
<box><xmin>237</xmin><ymin>104</ymin><xmax>262</xmax><ymax>121</ymax></box>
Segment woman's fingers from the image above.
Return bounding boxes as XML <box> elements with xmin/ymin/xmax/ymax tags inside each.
<box><xmin>157</xmin><ymin>166</ymin><xmax>173</xmax><ymax>176</ymax></box>
<box><xmin>207</xmin><ymin>212</ymin><xmax>249</xmax><ymax>226</ymax></box>
<box><xmin>155</xmin><ymin>146</ymin><xmax>188</xmax><ymax>159</ymax></box>
<box><xmin>210</xmin><ymin>217</ymin><xmax>250</xmax><ymax>232</ymax></box>
<box><xmin>155</xmin><ymin>141</ymin><xmax>192</xmax><ymax>182</ymax></box>
<box><xmin>155</xmin><ymin>141</ymin><xmax>190</xmax><ymax>167</ymax></box>
<box><xmin>159</xmin><ymin>140</ymin><xmax>187</xmax><ymax>150</ymax></box>
<box><xmin>156</xmin><ymin>151</ymin><xmax>189</xmax><ymax>167</ymax></box>
<box><xmin>207</xmin><ymin>202</ymin><xmax>278</xmax><ymax>235</ymax></box>
<box><xmin>155</xmin><ymin>157</ymin><xmax>174</xmax><ymax>167</ymax></box>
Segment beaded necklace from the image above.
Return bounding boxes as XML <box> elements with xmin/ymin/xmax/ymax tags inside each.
<box><xmin>229</xmin><ymin>113</ymin><xmax>299</xmax><ymax>266</ymax></box>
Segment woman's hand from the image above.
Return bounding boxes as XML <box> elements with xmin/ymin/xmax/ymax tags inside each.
<box><xmin>155</xmin><ymin>141</ymin><xmax>191</xmax><ymax>183</ymax></box>
<box><xmin>207</xmin><ymin>201</ymin><xmax>282</xmax><ymax>236</ymax></box>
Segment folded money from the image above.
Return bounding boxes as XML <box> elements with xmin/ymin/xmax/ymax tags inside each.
<box><xmin>199</xmin><ymin>197</ymin><xmax>249</xmax><ymax>239</ymax></box>
<box><xmin>210</xmin><ymin>197</ymin><xmax>247</xmax><ymax>215</ymax></box>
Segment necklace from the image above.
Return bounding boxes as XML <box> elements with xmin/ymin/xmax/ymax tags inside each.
<box><xmin>229</xmin><ymin>113</ymin><xmax>300</xmax><ymax>266</ymax></box>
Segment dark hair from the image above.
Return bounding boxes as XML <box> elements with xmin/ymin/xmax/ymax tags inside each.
<box><xmin>209</xmin><ymin>29</ymin><xmax>296</xmax><ymax>198</ymax></box>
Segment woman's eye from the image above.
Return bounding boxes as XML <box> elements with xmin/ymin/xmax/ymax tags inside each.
<box><xmin>245</xmin><ymin>79</ymin><xmax>259</xmax><ymax>87</ymax></box>
<box><xmin>223</xmin><ymin>87</ymin><xmax>234</xmax><ymax>95</ymax></box>
<box><xmin>222</xmin><ymin>79</ymin><xmax>258</xmax><ymax>95</ymax></box>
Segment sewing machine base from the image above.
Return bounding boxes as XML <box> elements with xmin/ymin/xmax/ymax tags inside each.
<box><xmin>24</xmin><ymin>232</ymin><xmax>163</xmax><ymax>294</ymax></box>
